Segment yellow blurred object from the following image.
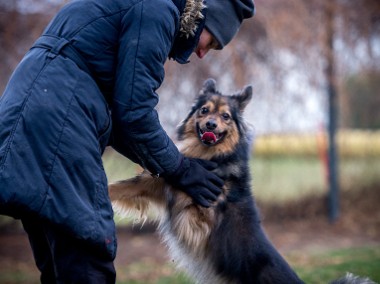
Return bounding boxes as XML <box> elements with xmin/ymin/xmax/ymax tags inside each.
<box><xmin>254</xmin><ymin>130</ymin><xmax>380</xmax><ymax>158</ymax></box>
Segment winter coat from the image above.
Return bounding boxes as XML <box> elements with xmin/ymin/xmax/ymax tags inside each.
<box><xmin>0</xmin><ymin>0</ymin><xmax>205</xmax><ymax>258</ymax></box>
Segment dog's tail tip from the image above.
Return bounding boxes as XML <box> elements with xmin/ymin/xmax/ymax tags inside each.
<box><xmin>330</xmin><ymin>272</ymin><xmax>377</xmax><ymax>284</ymax></box>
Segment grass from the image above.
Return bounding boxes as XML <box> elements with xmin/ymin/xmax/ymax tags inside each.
<box><xmin>290</xmin><ymin>246</ymin><xmax>380</xmax><ymax>284</ymax></box>
<box><xmin>251</xmin><ymin>155</ymin><xmax>380</xmax><ymax>202</ymax></box>
<box><xmin>1</xmin><ymin>238</ymin><xmax>378</xmax><ymax>284</ymax></box>
<box><xmin>116</xmin><ymin>263</ymin><xmax>192</xmax><ymax>284</ymax></box>
<box><xmin>0</xmin><ymin>272</ymin><xmax>39</xmax><ymax>284</ymax></box>
<box><xmin>113</xmin><ymin>246</ymin><xmax>380</xmax><ymax>284</ymax></box>
<box><xmin>103</xmin><ymin>148</ymin><xmax>140</xmax><ymax>183</ymax></box>
<box><xmin>250</xmin><ymin>155</ymin><xmax>326</xmax><ymax>202</ymax></box>
<box><xmin>103</xmin><ymin>148</ymin><xmax>380</xmax><ymax>203</ymax></box>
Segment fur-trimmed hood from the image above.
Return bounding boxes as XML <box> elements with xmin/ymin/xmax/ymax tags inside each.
<box><xmin>169</xmin><ymin>0</ymin><xmax>206</xmax><ymax>64</ymax></box>
<box><xmin>171</xmin><ymin>0</ymin><xmax>255</xmax><ymax>62</ymax></box>
<box><xmin>179</xmin><ymin>0</ymin><xmax>206</xmax><ymax>38</ymax></box>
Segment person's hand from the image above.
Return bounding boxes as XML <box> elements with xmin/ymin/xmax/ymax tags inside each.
<box><xmin>164</xmin><ymin>157</ymin><xmax>223</xmax><ymax>207</ymax></box>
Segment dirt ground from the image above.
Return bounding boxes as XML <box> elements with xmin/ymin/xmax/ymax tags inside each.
<box><xmin>0</xmin><ymin>184</ymin><xmax>379</xmax><ymax>283</ymax></box>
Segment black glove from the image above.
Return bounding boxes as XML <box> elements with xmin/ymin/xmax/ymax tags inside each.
<box><xmin>164</xmin><ymin>157</ymin><xmax>223</xmax><ymax>208</ymax></box>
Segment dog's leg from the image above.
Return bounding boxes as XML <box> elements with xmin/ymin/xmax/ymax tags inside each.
<box><xmin>166</xmin><ymin>196</ymin><xmax>215</xmax><ymax>253</ymax></box>
<box><xmin>109</xmin><ymin>173</ymin><xmax>167</xmax><ymax>220</ymax></box>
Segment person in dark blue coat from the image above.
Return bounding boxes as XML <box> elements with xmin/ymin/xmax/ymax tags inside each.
<box><xmin>0</xmin><ymin>0</ymin><xmax>255</xmax><ymax>282</ymax></box>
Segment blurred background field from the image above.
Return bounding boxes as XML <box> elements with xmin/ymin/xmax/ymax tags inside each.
<box><xmin>104</xmin><ymin>130</ymin><xmax>380</xmax><ymax>203</ymax></box>
<box><xmin>1</xmin><ymin>0</ymin><xmax>380</xmax><ymax>283</ymax></box>
<box><xmin>98</xmin><ymin>132</ymin><xmax>380</xmax><ymax>284</ymax></box>
<box><xmin>1</xmin><ymin>129</ymin><xmax>379</xmax><ymax>283</ymax></box>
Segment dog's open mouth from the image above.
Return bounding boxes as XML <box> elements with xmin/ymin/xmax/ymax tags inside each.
<box><xmin>198</xmin><ymin>127</ymin><xmax>225</xmax><ymax>146</ymax></box>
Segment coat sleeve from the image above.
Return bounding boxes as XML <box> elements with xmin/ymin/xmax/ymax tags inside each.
<box><xmin>111</xmin><ymin>0</ymin><xmax>182</xmax><ymax>176</ymax></box>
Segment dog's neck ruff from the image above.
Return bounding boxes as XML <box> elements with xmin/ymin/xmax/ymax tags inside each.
<box><xmin>177</xmin><ymin>137</ymin><xmax>238</xmax><ymax>162</ymax></box>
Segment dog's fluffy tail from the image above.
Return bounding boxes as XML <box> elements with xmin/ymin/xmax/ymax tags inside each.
<box><xmin>330</xmin><ymin>273</ymin><xmax>377</xmax><ymax>284</ymax></box>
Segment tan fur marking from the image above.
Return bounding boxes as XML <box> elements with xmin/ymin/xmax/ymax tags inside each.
<box><xmin>170</xmin><ymin>196</ymin><xmax>215</xmax><ymax>251</ymax></box>
<box><xmin>110</xmin><ymin>174</ymin><xmax>215</xmax><ymax>252</ymax></box>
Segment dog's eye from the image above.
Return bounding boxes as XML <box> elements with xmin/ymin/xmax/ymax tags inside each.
<box><xmin>222</xmin><ymin>113</ymin><xmax>230</xmax><ymax>120</ymax></box>
<box><xmin>200</xmin><ymin>107</ymin><xmax>209</xmax><ymax>114</ymax></box>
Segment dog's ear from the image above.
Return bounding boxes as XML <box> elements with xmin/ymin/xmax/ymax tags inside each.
<box><xmin>200</xmin><ymin>78</ymin><xmax>217</xmax><ymax>94</ymax></box>
<box><xmin>236</xmin><ymin>85</ymin><xmax>252</xmax><ymax>112</ymax></box>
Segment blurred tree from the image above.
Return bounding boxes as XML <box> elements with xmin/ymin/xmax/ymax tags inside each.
<box><xmin>323</xmin><ymin>1</ymin><xmax>340</xmax><ymax>223</ymax></box>
<box><xmin>0</xmin><ymin>0</ymin><xmax>57</xmax><ymax>93</ymax></box>
<box><xmin>161</xmin><ymin>0</ymin><xmax>379</xmax><ymax>136</ymax></box>
<box><xmin>343</xmin><ymin>69</ymin><xmax>380</xmax><ymax>129</ymax></box>
<box><xmin>0</xmin><ymin>0</ymin><xmax>379</xmax><ymax>134</ymax></box>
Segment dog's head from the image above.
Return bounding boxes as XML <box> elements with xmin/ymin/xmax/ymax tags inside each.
<box><xmin>177</xmin><ymin>79</ymin><xmax>252</xmax><ymax>159</ymax></box>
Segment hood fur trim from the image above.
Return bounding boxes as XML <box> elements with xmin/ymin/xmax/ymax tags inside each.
<box><xmin>180</xmin><ymin>0</ymin><xmax>206</xmax><ymax>38</ymax></box>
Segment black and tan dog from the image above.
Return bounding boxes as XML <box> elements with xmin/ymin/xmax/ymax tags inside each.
<box><xmin>109</xmin><ymin>79</ymin><xmax>372</xmax><ymax>284</ymax></box>
<box><xmin>109</xmin><ymin>79</ymin><xmax>302</xmax><ymax>283</ymax></box>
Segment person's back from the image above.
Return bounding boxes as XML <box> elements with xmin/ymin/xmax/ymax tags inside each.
<box><xmin>41</xmin><ymin>0</ymin><xmax>182</xmax><ymax>98</ymax></box>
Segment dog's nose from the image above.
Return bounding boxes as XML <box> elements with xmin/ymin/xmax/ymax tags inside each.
<box><xmin>206</xmin><ymin>119</ymin><xmax>217</xmax><ymax>130</ymax></box>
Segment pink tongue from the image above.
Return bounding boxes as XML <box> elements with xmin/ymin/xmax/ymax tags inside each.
<box><xmin>201</xmin><ymin>132</ymin><xmax>216</xmax><ymax>143</ymax></box>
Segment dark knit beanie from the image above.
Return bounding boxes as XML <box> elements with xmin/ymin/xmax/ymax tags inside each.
<box><xmin>205</xmin><ymin>0</ymin><xmax>255</xmax><ymax>49</ymax></box>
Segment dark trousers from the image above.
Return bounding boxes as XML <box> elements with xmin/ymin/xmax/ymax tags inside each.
<box><xmin>22</xmin><ymin>217</ymin><xmax>116</xmax><ymax>284</ymax></box>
